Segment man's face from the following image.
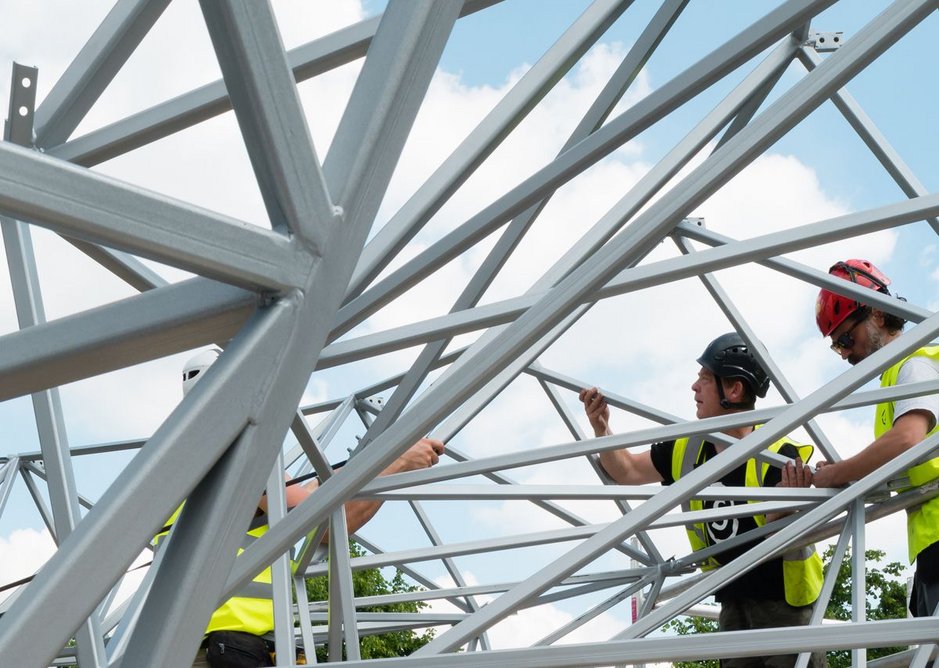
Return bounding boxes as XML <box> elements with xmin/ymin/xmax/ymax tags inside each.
<box><xmin>829</xmin><ymin>312</ymin><xmax>885</xmax><ymax>365</ymax></box>
<box><xmin>691</xmin><ymin>367</ymin><xmax>724</xmax><ymax>419</ymax></box>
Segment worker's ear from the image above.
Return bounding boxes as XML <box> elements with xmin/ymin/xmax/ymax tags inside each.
<box><xmin>725</xmin><ymin>379</ymin><xmax>746</xmax><ymax>403</ymax></box>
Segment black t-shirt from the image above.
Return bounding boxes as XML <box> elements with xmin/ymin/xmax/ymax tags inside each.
<box><xmin>649</xmin><ymin>438</ymin><xmax>799</xmax><ymax>602</ymax></box>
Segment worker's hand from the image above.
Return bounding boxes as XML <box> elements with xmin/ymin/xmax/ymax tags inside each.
<box><xmin>397</xmin><ymin>438</ymin><xmax>445</xmax><ymax>472</ymax></box>
<box><xmin>579</xmin><ymin>387</ymin><xmax>611</xmax><ymax>437</ymax></box>
<box><xmin>779</xmin><ymin>457</ymin><xmax>812</xmax><ymax>488</ymax></box>
<box><xmin>812</xmin><ymin>460</ymin><xmax>841</xmax><ymax>488</ymax></box>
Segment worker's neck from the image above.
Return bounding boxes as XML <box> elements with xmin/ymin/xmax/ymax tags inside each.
<box><xmin>715</xmin><ymin>421</ymin><xmax>754</xmax><ymax>451</ymax></box>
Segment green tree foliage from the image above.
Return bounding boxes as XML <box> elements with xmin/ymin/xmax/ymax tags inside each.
<box><xmin>662</xmin><ymin>546</ymin><xmax>909</xmax><ymax>668</ymax></box>
<box><xmin>305</xmin><ymin>542</ymin><xmax>435</xmax><ymax>662</ymax></box>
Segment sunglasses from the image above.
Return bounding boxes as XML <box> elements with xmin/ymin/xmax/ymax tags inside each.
<box><xmin>830</xmin><ymin>308</ymin><xmax>870</xmax><ymax>353</ymax></box>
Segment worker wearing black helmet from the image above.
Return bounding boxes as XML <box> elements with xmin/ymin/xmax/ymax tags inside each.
<box><xmin>581</xmin><ymin>332</ymin><xmax>825</xmax><ymax>668</ymax></box>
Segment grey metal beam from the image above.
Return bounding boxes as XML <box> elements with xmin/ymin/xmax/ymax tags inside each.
<box><xmin>348</xmin><ymin>0</ymin><xmax>634</xmax><ymax>297</ymax></box>
<box><xmin>332</xmin><ymin>0</ymin><xmax>830</xmax><ymax>336</ymax></box>
<box><xmin>671</xmin><ymin>233</ymin><xmax>836</xmax><ymax>459</ymax></box>
<box><xmin>318</xmin><ymin>189</ymin><xmax>939</xmax><ymax>370</ymax></box>
<box><xmin>199</xmin><ymin>0</ymin><xmax>337</xmax><ymax>246</ymax></box>
<box><xmin>327</xmin><ymin>508</ymin><xmax>361</xmax><ymax>661</ymax></box>
<box><xmin>222</xmin><ymin>0</ymin><xmax>465</xmax><ymax>604</ymax></box>
<box><xmin>3</xmin><ymin>221</ymin><xmax>108</xmax><ymax>668</ymax></box>
<box><xmin>534</xmin><ymin>574</ymin><xmax>656</xmax><ymax>646</ymax></box>
<box><xmin>3</xmin><ymin>76</ymin><xmax>106</xmax><ymax>665</ymax></box>
<box><xmin>797</xmin><ymin>45</ymin><xmax>939</xmax><ymax>235</ymax></box>
<box><xmin>264</xmin><ymin>453</ymin><xmax>295</xmax><ymax>663</ymax></box>
<box><xmin>619</xmin><ymin>311</ymin><xmax>939</xmax><ymax>640</ymax></box>
<box><xmin>0</xmin><ymin>278</ymin><xmax>256</xmax><ymax>401</ymax></box>
<box><xmin>674</xmin><ymin>219</ymin><xmax>932</xmax><ymax>324</ymax></box>
<box><xmin>415</xmin><ymin>8</ymin><xmax>939</xmax><ymax>623</ymax></box>
<box><xmin>351</xmin><ymin>0</ymin><xmax>683</xmax><ymax>456</ymax></box>
<box><xmin>18</xmin><ymin>466</ymin><xmax>56</xmax><ymax>540</ymax></box>
<box><xmin>329</xmin><ymin>618</ymin><xmax>939</xmax><ymax>667</ymax></box>
<box><xmin>0</xmin><ymin>142</ymin><xmax>313</xmax><ymax>291</ymax></box>
<box><xmin>47</xmin><ymin>1</ymin><xmax>500</xmax><ymax>167</ymax></box>
<box><xmin>0</xmin><ymin>457</ymin><xmax>20</xmax><ymax>519</ymax></box>
<box><xmin>852</xmin><ymin>498</ymin><xmax>868</xmax><ymax>668</ymax></box>
<box><xmin>408</xmin><ymin>499</ymin><xmax>490</xmax><ymax>651</ymax></box>
<box><xmin>536</xmin><ymin>369</ymin><xmax>663</xmax><ymax>564</ymax></box>
<box><xmin>303</xmin><ymin>498</ymin><xmax>806</xmax><ymax>578</ymax></box>
<box><xmin>0</xmin><ymin>301</ymin><xmax>305</xmax><ymax>666</ymax></box>
<box><xmin>364</xmin><ymin>484</ymin><xmax>834</xmax><ymax>503</ymax></box>
<box><xmin>33</xmin><ymin>0</ymin><xmax>170</xmax><ymax>147</ymax></box>
<box><xmin>62</xmin><ymin>238</ymin><xmax>168</xmax><ymax>291</ymax></box>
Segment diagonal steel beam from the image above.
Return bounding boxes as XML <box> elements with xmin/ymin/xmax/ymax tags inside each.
<box><xmin>33</xmin><ymin>0</ymin><xmax>171</xmax><ymax>147</ymax></box>
<box><xmin>46</xmin><ymin>1</ymin><xmax>502</xmax><ymax>167</ymax></box>
<box><xmin>0</xmin><ymin>278</ymin><xmax>256</xmax><ymax>401</ymax></box>
<box><xmin>348</xmin><ymin>0</ymin><xmax>634</xmax><ymax>298</ymax></box>
<box><xmin>199</xmin><ymin>0</ymin><xmax>336</xmax><ymax>246</ymax></box>
<box><xmin>0</xmin><ymin>142</ymin><xmax>313</xmax><ymax>291</ymax></box>
<box><xmin>332</xmin><ymin>0</ymin><xmax>835</xmax><ymax>337</ymax></box>
<box><xmin>797</xmin><ymin>44</ymin><xmax>939</xmax><ymax>235</ymax></box>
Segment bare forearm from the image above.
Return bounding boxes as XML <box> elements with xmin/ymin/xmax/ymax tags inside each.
<box><xmin>816</xmin><ymin>414</ymin><xmax>930</xmax><ymax>486</ymax></box>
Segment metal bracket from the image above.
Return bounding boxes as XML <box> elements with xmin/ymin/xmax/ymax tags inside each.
<box><xmin>805</xmin><ymin>31</ymin><xmax>845</xmax><ymax>53</ymax></box>
<box><xmin>5</xmin><ymin>63</ymin><xmax>38</xmax><ymax>146</ymax></box>
<box><xmin>685</xmin><ymin>217</ymin><xmax>705</xmax><ymax>229</ymax></box>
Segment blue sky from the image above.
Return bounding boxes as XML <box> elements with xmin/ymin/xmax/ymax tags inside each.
<box><xmin>0</xmin><ymin>0</ymin><xmax>936</xmax><ymax>652</ymax></box>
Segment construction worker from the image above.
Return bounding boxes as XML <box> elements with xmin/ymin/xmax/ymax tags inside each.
<box><xmin>159</xmin><ymin>348</ymin><xmax>445</xmax><ymax>667</ymax></box>
<box><xmin>813</xmin><ymin>259</ymin><xmax>939</xmax><ymax>622</ymax></box>
<box><xmin>581</xmin><ymin>332</ymin><xmax>825</xmax><ymax>667</ymax></box>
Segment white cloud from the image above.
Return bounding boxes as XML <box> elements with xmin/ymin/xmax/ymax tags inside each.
<box><xmin>0</xmin><ymin>527</ymin><xmax>55</xmax><ymax>605</ymax></box>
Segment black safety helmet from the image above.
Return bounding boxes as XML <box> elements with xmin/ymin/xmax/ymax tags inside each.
<box><xmin>697</xmin><ymin>333</ymin><xmax>770</xmax><ymax>407</ymax></box>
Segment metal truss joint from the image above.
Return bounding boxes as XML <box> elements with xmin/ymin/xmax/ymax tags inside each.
<box><xmin>660</xmin><ymin>557</ymin><xmax>692</xmax><ymax>577</ymax></box>
<box><xmin>804</xmin><ymin>31</ymin><xmax>845</xmax><ymax>53</ymax></box>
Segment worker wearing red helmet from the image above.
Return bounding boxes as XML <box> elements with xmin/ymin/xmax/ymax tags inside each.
<box><xmin>581</xmin><ymin>333</ymin><xmax>825</xmax><ymax>667</ymax></box>
<box><xmin>814</xmin><ymin>259</ymin><xmax>939</xmax><ymax>621</ymax></box>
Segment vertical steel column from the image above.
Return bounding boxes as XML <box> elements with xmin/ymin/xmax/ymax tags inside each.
<box><xmin>3</xmin><ymin>62</ymin><xmax>106</xmax><ymax>668</ymax></box>
<box><xmin>852</xmin><ymin>498</ymin><xmax>867</xmax><ymax>668</ymax></box>
<box><xmin>226</xmin><ymin>0</ymin><xmax>465</xmax><ymax>600</ymax></box>
<box><xmin>266</xmin><ymin>452</ymin><xmax>296</xmax><ymax>663</ymax></box>
<box><xmin>327</xmin><ymin>509</ymin><xmax>360</xmax><ymax>661</ymax></box>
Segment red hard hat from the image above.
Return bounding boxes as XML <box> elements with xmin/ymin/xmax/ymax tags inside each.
<box><xmin>815</xmin><ymin>259</ymin><xmax>891</xmax><ymax>336</ymax></box>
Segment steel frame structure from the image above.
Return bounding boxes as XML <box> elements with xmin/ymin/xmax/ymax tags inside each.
<box><xmin>0</xmin><ymin>0</ymin><xmax>936</xmax><ymax>666</ymax></box>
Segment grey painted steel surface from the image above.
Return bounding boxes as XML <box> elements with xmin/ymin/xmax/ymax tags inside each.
<box><xmin>0</xmin><ymin>0</ymin><xmax>935</xmax><ymax>666</ymax></box>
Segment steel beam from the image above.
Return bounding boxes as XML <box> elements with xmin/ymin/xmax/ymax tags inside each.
<box><xmin>33</xmin><ymin>0</ymin><xmax>170</xmax><ymax>147</ymax></box>
<box><xmin>0</xmin><ymin>142</ymin><xmax>312</xmax><ymax>291</ymax></box>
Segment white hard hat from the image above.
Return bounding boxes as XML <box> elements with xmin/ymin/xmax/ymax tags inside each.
<box><xmin>181</xmin><ymin>348</ymin><xmax>221</xmax><ymax>396</ymax></box>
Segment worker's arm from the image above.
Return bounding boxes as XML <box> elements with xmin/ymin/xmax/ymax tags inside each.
<box><xmin>814</xmin><ymin>410</ymin><xmax>933</xmax><ymax>487</ymax></box>
<box><xmin>580</xmin><ymin>387</ymin><xmax>663</xmax><ymax>485</ymax></box>
<box><xmin>260</xmin><ymin>438</ymin><xmax>445</xmax><ymax>540</ymax></box>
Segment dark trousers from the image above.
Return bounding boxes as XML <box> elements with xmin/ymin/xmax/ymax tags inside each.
<box><xmin>718</xmin><ymin>598</ymin><xmax>827</xmax><ymax>667</ymax></box>
<box><xmin>204</xmin><ymin>631</ymin><xmax>273</xmax><ymax>667</ymax></box>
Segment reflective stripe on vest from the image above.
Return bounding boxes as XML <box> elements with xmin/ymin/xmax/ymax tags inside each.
<box><xmin>877</xmin><ymin>346</ymin><xmax>939</xmax><ymax>562</ymax></box>
<box><xmin>670</xmin><ymin>433</ymin><xmax>823</xmax><ymax>606</ymax></box>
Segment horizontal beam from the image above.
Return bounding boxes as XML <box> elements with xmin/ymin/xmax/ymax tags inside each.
<box><xmin>0</xmin><ymin>278</ymin><xmax>256</xmax><ymax>400</ymax></box>
<box><xmin>0</xmin><ymin>142</ymin><xmax>313</xmax><ymax>291</ymax></box>
<box><xmin>319</xmin><ymin>192</ymin><xmax>939</xmax><ymax>365</ymax></box>
<box><xmin>47</xmin><ymin>0</ymin><xmax>502</xmax><ymax>166</ymax></box>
